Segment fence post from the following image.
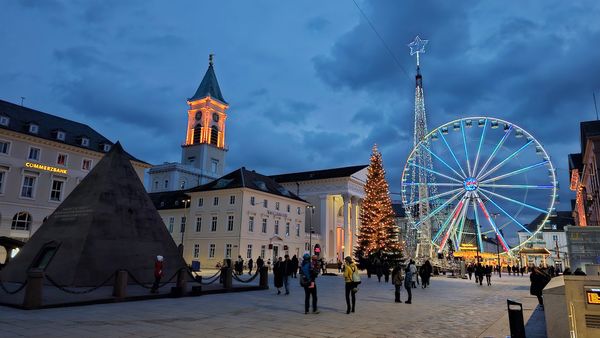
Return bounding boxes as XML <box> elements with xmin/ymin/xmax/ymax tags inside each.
<box><xmin>23</xmin><ymin>269</ymin><xmax>44</xmax><ymax>309</ymax></box>
<box><xmin>222</xmin><ymin>267</ymin><xmax>232</xmax><ymax>289</ymax></box>
<box><xmin>259</xmin><ymin>266</ymin><xmax>268</xmax><ymax>288</ymax></box>
<box><xmin>112</xmin><ymin>270</ymin><xmax>128</xmax><ymax>298</ymax></box>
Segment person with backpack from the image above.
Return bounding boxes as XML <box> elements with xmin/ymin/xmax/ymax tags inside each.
<box><xmin>343</xmin><ymin>256</ymin><xmax>360</xmax><ymax>314</ymax></box>
<box><xmin>392</xmin><ymin>265</ymin><xmax>404</xmax><ymax>303</ymax></box>
<box><xmin>300</xmin><ymin>253</ymin><xmax>320</xmax><ymax>314</ymax></box>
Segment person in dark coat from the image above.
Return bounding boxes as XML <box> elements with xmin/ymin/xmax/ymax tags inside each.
<box><xmin>467</xmin><ymin>263</ymin><xmax>474</xmax><ymax>280</ymax></box>
<box><xmin>150</xmin><ymin>255</ymin><xmax>164</xmax><ymax>294</ymax></box>
<box><xmin>273</xmin><ymin>257</ymin><xmax>284</xmax><ymax>294</ymax></box>
<box><xmin>420</xmin><ymin>260</ymin><xmax>433</xmax><ymax>288</ymax></box>
<box><xmin>300</xmin><ymin>253</ymin><xmax>320</xmax><ymax>314</ymax></box>
<box><xmin>573</xmin><ymin>267</ymin><xmax>587</xmax><ymax>275</ymax></box>
<box><xmin>374</xmin><ymin>257</ymin><xmax>383</xmax><ymax>282</ymax></box>
<box><xmin>530</xmin><ymin>266</ymin><xmax>551</xmax><ymax>307</ymax></box>
<box><xmin>247</xmin><ymin>258</ymin><xmax>254</xmax><ymax>275</ymax></box>
<box><xmin>291</xmin><ymin>254</ymin><xmax>299</xmax><ymax>278</ymax></box>
<box><xmin>475</xmin><ymin>263</ymin><xmax>484</xmax><ymax>286</ymax></box>
<box><xmin>485</xmin><ymin>265</ymin><xmax>492</xmax><ymax>286</ymax></box>
<box><xmin>382</xmin><ymin>260</ymin><xmax>390</xmax><ymax>283</ymax></box>
<box><xmin>404</xmin><ymin>263</ymin><xmax>413</xmax><ymax>304</ymax></box>
<box><xmin>256</xmin><ymin>256</ymin><xmax>264</xmax><ymax>271</ymax></box>
<box><xmin>283</xmin><ymin>254</ymin><xmax>292</xmax><ymax>295</ymax></box>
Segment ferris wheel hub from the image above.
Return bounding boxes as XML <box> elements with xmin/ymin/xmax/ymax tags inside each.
<box><xmin>463</xmin><ymin>177</ymin><xmax>479</xmax><ymax>192</ymax></box>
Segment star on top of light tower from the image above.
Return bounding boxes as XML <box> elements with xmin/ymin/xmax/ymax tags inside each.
<box><xmin>408</xmin><ymin>35</ymin><xmax>428</xmax><ymax>66</ymax></box>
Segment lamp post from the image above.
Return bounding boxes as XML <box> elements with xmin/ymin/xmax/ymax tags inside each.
<box><xmin>307</xmin><ymin>205</ymin><xmax>315</xmax><ymax>253</ymax></box>
<box><xmin>181</xmin><ymin>198</ymin><xmax>191</xmax><ymax>247</ymax></box>
<box><xmin>491</xmin><ymin>213</ymin><xmax>501</xmax><ymax>277</ymax></box>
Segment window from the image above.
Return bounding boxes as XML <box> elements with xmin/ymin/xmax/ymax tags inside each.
<box><xmin>260</xmin><ymin>245</ymin><xmax>266</xmax><ymax>259</ymax></box>
<box><xmin>211</xmin><ymin>159</ymin><xmax>218</xmax><ymax>174</ymax></box>
<box><xmin>0</xmin><ymin>116</ymin><xmax>9</xmax><ymax>126</ymax></box>
<box><xmin>213</xmin><ymin>197</ymin><xmax>219</xmax><ymax>206</ymax></box>
<box><xmin>250</xmin><ymin>196</ymin><xmax>255</xmax><ymax>205</ymax></box>
<box><xmin>198</xmin><ymin>198</ymin><xmax>204</xmax><ymax>207</ymax></box>
<box><xmin>164</xmin><ymin>180</ymin><xmax>169</xmax><ymax>189</ymax></box>
<box><xmin>11</xmin><ymin>212</ymin><xmax>32</xmax><ymax>231</ymax></box>
<box><xmin>247</xmin><ymin>244</ymin><xmax>253</xmax><ymax>259</ymax></box>
<box><xmin>225</xmin><ymin>244</ymin><xmax>232</xmax><ymax>258</ymax></box>
<box><xmin>180</xmin><ymin>217</ymin><xmax>186</xmax><ymax>233</ymax></box>
<box><xmin>20</xmin><ymin>175</ymin><xmax>36</xmax><ymax>198</ymax></box>
<box><xmin>286</xmin><ymin>222</ymin><xmax>290</xmax><ymax>236</ymax></box>
<box><xmin>263</xmin><ymin>199</ymin><xmax>268</xmax><ymax>208</ymax></box>
<box><xmin>154</xmin><ymin>181</ymin><xmax>159</xmax><ymax>190</ymax></box>
<box><xmin>262</xmin><ymin>218</ymin><xmax>267</xmax><ymax>233</ymax></box>
<box><xmin>28</xmin><ymin>147</ymin><xmax>40</xmax><ymax>161</ymax></box>
<box><xmin>287</xmin><ymin>205</ymin><xmax>290</xmax><ymax>212</ymax></box>
<box><xmin>193</xmin><ymin>244</ymin><xmax>200</xmax><ymax>258</ymax></box>
<box><xmin>82</xmin><ymin>159</ymin><xmax>92</xmax><ymax>171</ymax></box>
<box><xmin>80</xmin><ymin>137</ymin><xmax>89</xmax><ymax>147</ymax></box>
<box><xmin>196</xmin><ymin>217</ymin><xmax>202</xmax><ymax>232</ymax></box>
<box><xmin>296</xmin><ymin>224</ymin><xmax>300</xmax><ymax>237</ymax></box>
<box><xmin>211</xmin><ymin>216</ymin><xmax>217</xmax><ymax>231</ymax></box>
<box><xmin>210</xmin><ymin>126</ymin><xmax>219</xmax><ymax>146</ymax></box>
<box><xmin>230</xmin><ymin>195</ymin><xmax>235</xmax><ymax>205</ymax></box>
<box><xmin>103</xmin><ymin>144</ymin><xmax>111</xmax><ymax>152</ymax></box>
<box><xmin>227</xmin><ymin>215</ymin><xmax>234</xmax><ymax>231</ymax></box>
<box><xmin>180</xmin><ymin>180</ymin><xmax>186</xmax><ymax>189</ymax></box>
<box><xmin>209</xmin><ymin>244</ymin><xmax>216</xmax><ymax>258</ymax></box>
<box><xmin>0</xmin><ymin>141</ymin><xmax>9</xmax><ymax>154</ymax></box>
<box><xmin>168</xmin><ymin>217</ymin><xmax>174</xmax><ymax>233</ymax></box>
<box><xmin>56</xmin><ymin>131</ymin><xmax>66</xmax><ymax>141</ymax></box>
<box><xmin>297</xmin><ymin>207</ymin><xmax>301</xmax><ymax>215</ymax></box>
<box><xmin>29</xmin><ymin>124</ymin><xmax>39</xmax><ymax>134</ymax></box>
<box><xmin>50</xmin><ymin>179</ymin><xmax>64</xmax><ymax>201</ymax></box>
<box><xmin>57</xmin><ymin>153</ymin><xmax>68</xmax><ymax>166</ymax></box>
<box><xmin>274</xmin><ymin>220</ymin><xmax>279</xmax><ymax>235</ymax></box>
<box><xmin>275</xmin><ymin>202</ymin><xmax>280</xmax><ymax>210</ymax></box>
<box><xmin>552</xmin><ymin>235</ymin><xmax>558</xmax><ymax>241</ymax></box>
<box><xmin>193</xmin><ymin>124</ymin><xmax>202</xmax><ymax>144</ymax></box>
<box><xmin>248</xmin><ymin>216</ymin><xmax>254</xmax><ymax>232</ymax></box>
<box><xmin>0</xmin><ymin>170</ymin><xmax>5</xmax><ymax>194</ymax></box>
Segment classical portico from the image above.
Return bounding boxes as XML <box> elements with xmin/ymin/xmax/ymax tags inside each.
<box><xmin>271</xmin><ymin>165</ymin><xmax>367</xmax><ymax>262</ymax></box>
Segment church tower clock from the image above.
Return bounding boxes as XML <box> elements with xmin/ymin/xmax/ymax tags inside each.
<box><xmin>181</xmin><ymin>54</ymin><xmax>229</xmax><ymax>183</ymax></box>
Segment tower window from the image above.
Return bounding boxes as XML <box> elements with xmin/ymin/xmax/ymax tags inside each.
<box><xmin>210</xmin><ymin>126</ymin><xmax>219</xmax><ymax>146</ymax></box>
<box><xmin>193</xmin><ymin>124</ymin><xmax>202</xmax><ymax>144</ymax></box>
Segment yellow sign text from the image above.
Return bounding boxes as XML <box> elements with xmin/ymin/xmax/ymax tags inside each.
<box><xmin>25</xmin><ymin>162</ymin><xmax>68</xmax><ymax>175</ymax></box>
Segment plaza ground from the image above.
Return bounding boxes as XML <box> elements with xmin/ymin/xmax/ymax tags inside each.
<box><xmin>0</xmin><ymin>272</ymin><xmax>542</xmax><ymax>338</ymax></box>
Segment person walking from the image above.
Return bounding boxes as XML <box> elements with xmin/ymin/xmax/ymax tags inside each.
<box><xmin>343</xmin><ymin>256</ymin><xmax>359</xmax><ymax>314</ymax></box>
<box><xmin>420</xmin><ymin>260</ymin><xmax>432</xmax><ymax>288</ymax></box>
<box><xmin>409</xmin><ymin>260</ymin><xmax>418</xmax><ymax>288</ymax></box>
<box><xmin>392</xmin><ymin>265</ymin><xmax>404</xmax><ymax>303</ymax></box>
<box><xmin>475</xmin><ymin>263</ymin><xmax>484</xmax><ymax>286</ymax></box>
<box><xmin>150</xmin><ymin>255</ymin><xmax>164</xmax><ymax>294</ymax></box>
<box><xmin>283</xmin><ymin>254</ymin><xmax>292</xmax><ymax>295</ymax></box>
<box><xmin>530</xmin><ymin>266</ymin><xmax>551</xmax><ymax>308</ymax></box>
<box><xmin>374</xmin><ymin>257</ymin><xmax>383</xmax><ymax>282</ymax></box>
<box><xmin>300</xmin><ymin>253</ymin><xmax>320</xmax><ymax>314</ymax></box>
<box><xmin>291</xmin><ymin>254</ymin><xmax>299</xmax><ymax>278</ymax></box>
<box><xmin>274</xmin><ymin>257</ymin><xmax>284</xmax><ymax>294</ymax></box>
<box><xmin>467</xmin><ymin>263</ymin><xmax>474</xmax><ymax>280</ymax></box>
<box><xmin>247</xmin><ymin>258</ymin><xmax>254</xmax><ymax>275</ymax></box>
<box><xmin>383</xmin><ymin>259</ymin><xmax>390</xmax><ymax>283</ymax></box>
<box><xmin>485</xmin><ymin>265</ymin><xmax>492</xmax><ymax>286</ymax></box>
<box><xmin>256</xmin><ymin>256</ymin><xmax>264</xmax><ymax>272</ymax></box>
<box><xmin>404</xmin><ymin>262</ymin><xmax>413</xmax><ymax>304</ymax></box>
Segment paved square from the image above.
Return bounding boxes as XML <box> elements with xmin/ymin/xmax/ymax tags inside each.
<box><xmin>0</xmin><ymin>273</ymin><xmax>538</xmax><ymax>338</ymax></box>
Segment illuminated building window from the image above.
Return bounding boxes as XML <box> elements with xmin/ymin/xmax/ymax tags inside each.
<box><xmin>50</xmin><ymin>179</ymin><xmax>64</xmax><ymax>202</ymax></box>
<box><xmin>29</xmin><ymin>124</ymin><xmax>39</xmax><ymax>134</ymax></box>
<box><xmin>247</xmin><ymin>244</ymin><xmax>253</xmax><ymax>259</ymax></box>
<box><xmin>211</xmin><ymin>216</ymin><xmax>217</xmax><ymax>231</ymax></box>
<box><xmin>0</xmin><ymin>116</ymin><xmax>9</xmax><ymax>126</ymax></box>
<box><xmin>225</xmin><ymin>244</ymin><xmax>232</xmax><ymax>258</ymax></box>
<box><xmin>57</xmin><ymin>153</ymin><xmax>68</xmax><ymax>166</ymax></box>
<box><xmin>193</xmin><ymin>244</ymin><xmax>199</xmax><ymax>258</ymax></box>
<box><xmin>28</xmin><ymin>147</ymin><xmax>40</xmax><ymax>161</ymax></box>
<box><xmin>209</xmin><ymin>244</ymin><xmax>216</xmax><ymax>258</ymax></box>
<box><xmin>11</xmin><ymin>211</ymin><xmax>32</xmax><ymax>231</ymax></box>
<box><xmin>227</xmin><ymin>215</ymin><xmax>234</xmax><ymax>231</ymax></box>
<box><xmin>210</xmin><ymin>126</ymin><xmax>219</xmax><ymax>146</ymax></box>
<box><xmin>0</xmin><ymin>141</ymin><xmax>9</xmax><ymax>154</ymax></box>
<box><xmin>249</xmin><ymin>216</ymin><xmax>254</xmax><ymax>232</ymax></box>
<box><xmin>193</xmin><ymin>124</ymin><xmax>202</xmax><ymax>144</ymax></box>
<box><xmin>82</xmin><ymin>159</ymin><xmax>92</xmax><ymax>171</ymax></box>
<box><xmin>20</xmin><ymin>175</ymin><xmax>36</xmax><ymax>198</ymax></box>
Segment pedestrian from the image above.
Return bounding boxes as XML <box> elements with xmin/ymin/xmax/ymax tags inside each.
<box><xmin>392</xmin><ymin>265</ymin><xmax>404</xmax><ymax>303</ymax></box>
<box><xmin>337</xmin><ymin>259</ymin><xmax>343</xmax><ymax>273</ymax></box>
<box><xmin>256</xmin><ymin>256</ymin><xmax>264</xmax><ymax>272</ymax></box>
<box><xmin>343</xmin><ymin>256</ymin><xmax>359</xmax><ymax>314</ymax></box>
<box><xmin>573</xmin><ymin>267</ymin><xmax>586</xmax><ymax>275</ymax></box>
<box><xmin>283</xmin><ymin>254</ymin><xmax>292</xmax><ymax>295</ymax></box>
<box><xmin>404</xmin><ymin>262</ymin><xmax>413</xmax><ymax>304</ymax></box>
<box><xmin>475</xmin><ymin>263</ymin><xmax>484</xmax><ymax>286</ymax></box>
<box><xmin>485</xmin><ymin>265</ymin><xmax>492</xmax><ymax>286</ymax></box>
<box><xmin>248</xmin><ymin>258</ymin><xmax>254</xmax><ymax>275</ymax></box>
<box><xmin>374</xmin><ymin>257</ymin><xmax>383</xmax><ymax>282</ymax></box>
<box><xmin>409</xmin><ymin>260</ymin><xmax>418</xmax><ymax>288</ymax></box>
<box><xmin>383</xmin><ymin>259</ymin><xmax>390</xmax><ymax>283</ymax></box>
<box><xmin>291</xmin><ymin>254</ymin><xmax>299</xmax><ymax>278</ymax></box>
<box><xmin>420</xmin><ymin>260</ymin><xmax>432</xmax><ymax>288</ymax></box>
<box><xmin>520</xmin><ymin>266</ymin><xmax>525</xmax><ymax>276</ymax></box>
<box><xmin>274</xmin><ymin>257</ymin><xmax>284</xmax><ymax>294</ymax></box>
<box><xmin>320</xmin><ymin>258</ymin><xmax>327</xmax><ymax>274</ymax></box>
<box><xmin>508</xmin><ymin>264</ymin><xmax>512</xmax><ymax>276</ymax></box>
<box><xmin>530</xmin><ymin>266</ymin><xmax>551</xmax><ymax>308</ymax></box>
<box><xmin>300</xmin><ymin>253</ymin><xmax>320</xmax><ymax>314</ymax></box>
<box><xmin>150</xmin><ymin>255</ymin><xmax>163</xmax><ymax>294</ymax></box>
<box><xmin>467</xmin><ymin>263</ymin><xmax>473</xmax><ymax>280</ymax></box>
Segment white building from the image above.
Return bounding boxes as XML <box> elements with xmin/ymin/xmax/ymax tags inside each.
<box><xmin>517</xmin><ymin>211</ymin><xmax>573</xmax><ymax>270</ymax></box>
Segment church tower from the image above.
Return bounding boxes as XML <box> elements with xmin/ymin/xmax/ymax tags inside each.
<box><xmin>181</xmin><ymin>54</ymin><xmax>229</xmax><ymax>183</ymax></box>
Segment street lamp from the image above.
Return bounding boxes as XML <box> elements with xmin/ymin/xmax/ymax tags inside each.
<box><xmin>306</xmin><ymin>205</ymin><xmax>315</xmax><ymax>253</ymax></box>
<box><xmin>491</xmin><ymin>213</ymin><xmax>501</xmax><ymax>277</ymax></box>
<box><xmin>181</xmin><ymin>198</ymin><xmax>191</xmax><ymax>247</ymax></box>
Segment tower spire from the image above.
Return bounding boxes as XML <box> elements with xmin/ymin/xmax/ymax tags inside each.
<box><xmin>188</xmin><ymin>54</ymin><xmax>227</xmax><ymax>104</ymax></box>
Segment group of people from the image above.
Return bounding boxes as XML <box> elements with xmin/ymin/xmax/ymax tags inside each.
<box><xmin>272</xmin><ymin>254</ymin><xmax>300</xmax><ymax>295</ymax></box>
<box><xmin>466</xmin><ymin>263</ymin><xmax>495</xmax><ymax>286</ymax></box>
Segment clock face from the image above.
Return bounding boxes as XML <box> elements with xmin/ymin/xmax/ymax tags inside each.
<box><xmin>212</xmin><ymin>113</ymin><xmax>219</xmax><ymax>122</ymax></box>
<box><xmin>195</xmin><ymin>111</ymin><xmax>202</xmax><ymax>121</ymax></box>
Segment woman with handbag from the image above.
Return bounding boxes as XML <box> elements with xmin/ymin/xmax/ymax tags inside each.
<box><xmin>343</xmin><ymin>256</ymin><xmax>360</xmax><ymax>314</ymax></box>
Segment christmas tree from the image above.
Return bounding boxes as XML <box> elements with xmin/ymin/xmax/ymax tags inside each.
<box><xmin>355</xmin><ymin>145</ymin><xmax>402</xmax><ymax>266</ymax></box>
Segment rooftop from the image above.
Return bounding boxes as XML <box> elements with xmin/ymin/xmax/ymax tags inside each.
<box><xmin>270</xmin><ymin>164</ymin><xmax>368</xmax><ymax>183</ymax></box>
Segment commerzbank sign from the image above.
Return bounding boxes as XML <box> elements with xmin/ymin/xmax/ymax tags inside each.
<box><xmin>25</xmin><ymin>162</ymin><xmax>68</xmax><ymax>175</ymax></box>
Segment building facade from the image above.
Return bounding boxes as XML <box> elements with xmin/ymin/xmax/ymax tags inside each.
<box><xmin>151</xmin><ymin>168</ymin><xmax>309</xmax><ymax>266</ymax></box>
<box><xmin>569</xmin><ymin>120</ymin><xmax>600</xmax><ymax>226</ymax></box>
<box><xmin>0</xmin><ymin>99</ymin><xmax>149</xmax><ymax>263</ymax></box>
<box><xmin>517</xmin><ymin>211</ymin><xmax>573</xmax><ymax>270</ymax></box>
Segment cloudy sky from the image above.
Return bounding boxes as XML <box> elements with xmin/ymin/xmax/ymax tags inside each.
<box><xmin>1</xmin><ymin>0</ymin><xmax>599</xmax><ymax>208</ymax></box>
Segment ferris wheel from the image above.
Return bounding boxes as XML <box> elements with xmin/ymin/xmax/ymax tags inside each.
<box><xmin>401</xmin><ymin>117</ymin><xmax>558</xmax><ymax>256</ymax></box>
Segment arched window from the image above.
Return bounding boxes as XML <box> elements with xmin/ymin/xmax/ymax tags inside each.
<box><xmin>193</xmin><ymin>124</ymin><xmax>202</xmax><ymax>144</ymax></box>
<box><xmin>11</xmin><ymin>212</ymin><xmax>32</xmax><ymax>231</ymax></box>
<box><xmin>210</xmin><ymin>126</ymin><xmax>219</xmax><ymax>146</ymax></box>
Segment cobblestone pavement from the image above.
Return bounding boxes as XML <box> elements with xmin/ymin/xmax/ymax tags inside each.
<box><xmin>0</xmin><ymin>273</ymin><xmax>538</xmax><ymax>338</ymax></box>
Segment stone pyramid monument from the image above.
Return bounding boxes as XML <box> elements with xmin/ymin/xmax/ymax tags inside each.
<box><xmin>0</xmin><ymin>142</ymin><xmax>187</xmax><ymax>286</ymax></box>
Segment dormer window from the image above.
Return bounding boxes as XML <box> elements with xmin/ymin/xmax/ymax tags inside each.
<box><xmin>79</xmin><ymin>137</ymin><xmax>90</xmax><ymax>147</ymax></box>
<box><xmin>56</xmin><ymin>131</ymin><xmax>66</xmax><ymax>141</ymax></box>
<box><xmin>0</xmin><ymin>116</ymin><xmax>9</xmax><ymax>126</ymax></box>
<box><xmin>103</xmin><ymin>144</ymin><xmax>111</xmax><ymax>152</ymax></box>
<box><xmin>29</xmin><ymin>124</ymin><xmax>39</xmax><ymax>134</ymax></box>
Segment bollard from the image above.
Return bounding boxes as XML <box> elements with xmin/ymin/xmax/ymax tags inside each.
<box><xmin>176</xmin><ymin>269</ymin><xmax>187</xmax><ymax>293</ymax></box>
<box><xmin>222</xmin><ymin>267</ymin><xmax>232</xmax><ymax>289</ymax></box>
<box><xmin>259</xmin><ymin>266</ymin><xmax>268</xmax><ymax>289</ymax></box>
<box><xmin>112</xmin><ymin>270</ymin><xmax>128</xmax><ymax>298</ymax></box>
<box><xmin>23</xmin><ymin>269</ymin><xmax>44</xmax><ymax>309</ymax></box>
<box><xmin>507</xmin><ymin>299</ymin><xmax>526</xmax><ymax>338</ymax></box>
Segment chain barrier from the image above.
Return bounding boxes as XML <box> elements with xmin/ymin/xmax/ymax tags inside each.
<box><xmin>45</xmin><ymin>272</ymin><xmax>116</xmax><ymax>295</ymax></box>
<box><xmin>0</xmin><ymin>279</ymin><xmax>28</xmax><ymax>295</ymax></box>
<box><xmin>232</xmin><ymin>270</ymin><xmax>260</xmax><ymax>283</ymax></box>
<box><xmin>125</xmin><ymin>268</ymin><xmax>182</xmax><ymax>290</ymax></box>
<box><xmin>187</xmin><ymin>268</ymin><xmax>223</xmax><ymax>286</ymax></box>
